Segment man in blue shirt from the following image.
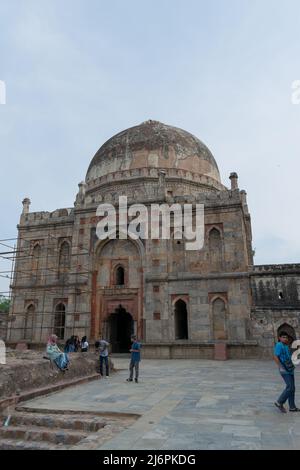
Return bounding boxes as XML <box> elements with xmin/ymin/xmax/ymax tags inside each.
<box><xmin>274</xmin><ymin>331</ymin><xmax>299</xmax><ymax>413</ymax></box>
<box><xmin>126</xmin><ymin>335</ymin><xmax>141</xmax><ymax>383</ymax></box>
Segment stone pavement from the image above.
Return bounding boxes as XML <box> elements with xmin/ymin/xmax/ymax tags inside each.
<box><xmin>22</xmin><ymin>358</ymin><xmax>300</xmax><ymax>450</ymax></box>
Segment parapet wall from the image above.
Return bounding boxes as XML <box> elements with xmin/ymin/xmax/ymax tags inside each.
<box><xmin>250</xmin><ymin>264</ymin><xmax>300</xmax><ymax>308</ymax></box>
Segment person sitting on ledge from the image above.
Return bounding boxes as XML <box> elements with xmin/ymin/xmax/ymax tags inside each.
<box><xmin>80</xmin><ymin>336</ymin><xmax>89</xmax><ymax>352</ymax></box>
<box><xmin>46</xmin><ymin>334</ymin><xmax>70</xmax><ymax>371</ymax></box>
<box><xmin>64</xmin><ymin>335</ymin><xmax>76</xmax><ymax>353</ymax></box>
<box><xmin>74</xmin><ymin>336</ymin><xmax>81</xmax><ymax>352</ymax></box>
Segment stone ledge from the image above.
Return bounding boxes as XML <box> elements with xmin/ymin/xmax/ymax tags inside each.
<box><xmin>0</xmin><ymin>351</ymin><xmax>110</xmax><ymax>400</ymax></box>
<box><xmin>85</xmin><ymin>167</ymin><xmax>226</xmax><ymax>192</ymax></box>
<box><xmin>0</xmin><ymin>373</ymin><xmax>100</xmax><ymax>413</ymax></box>
<box><xmin>141</xmin><ymin>341</ymin><xmax>259</xmax><ymax>359</ymax></box>
<box><xmin>146</xmin><ymin>271</ymin><xmax>250</xmax><ymax>282</ymax></box>
<box><xmin>15</xmin><ymin>406</ymin><xmax>140</xmax><ymax>420</ymax></box>
<box><xmin>250</xmin><ymin>264</ymin><xmax>300</xmax><ymax>275</ymax></box>
<box><xmin>251</xmin><ymin>306</ymin><xmax>300</xmax><ymax>311</ymax></box>
<box><xmin>142</xmin><ymin>340</ymin><xmax>258</xmax><ymax>346</ymax></box>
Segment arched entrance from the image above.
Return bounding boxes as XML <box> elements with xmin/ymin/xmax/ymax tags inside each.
<box><xmin>107</xmin><ymin>305</ymin><xmax>134</xmax><ymax>353</ymax></box>
<box><xmin>174</xmin><ymin>299</ymin><xmax>188</xmax><ymax>340</ymax></box>
<box><xmin>92</xmin><ymin>238</ymin><xmax>143</xmax><ymax>342</ymax></box>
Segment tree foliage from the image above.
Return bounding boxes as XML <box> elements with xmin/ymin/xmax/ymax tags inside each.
<box><xmin>0</xmin><ymin>296</ymin><xmax>10</xmax><ymax>313</ymax></box>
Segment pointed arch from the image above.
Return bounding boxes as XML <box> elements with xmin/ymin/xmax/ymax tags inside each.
<box><xmin>94</xmin><ymin>236</ymin><xmax>145</xmax><ymax>268</ymax></box>
<box><xmin>24</xmin><ymin>303</ymin><xmax>35</xmax><ymax>340</ymax></box>
<box><xmin>114</xmin><ymin>265</ymin><xmax>125</xmax><ymax>286</ymax></box>
<box><xmin>54</xmin><ymin>302</ymin><xmax>66</xmax><ymax>340</ymax></box>
<box><xmin>32</xmin><ymin>243</ymin><xmax>41</xmax><ymax>279</ymax></box>
<box><xmin>208</xmin><ymin>228</ymin><xmax>223</xmax><ymax>271</ymax></box>
<box><xmin>174</xmin><ymin>298</ymin><xmax>188</xmax><ymax>340</ymax></box>
<box><xmin>107</xmin><ymin>305</ymin><xmax>134</xmax><ymax>352</ymax></box>
<box><xmin>58</xmin><ymin>241</ymin><xmax>70</xmax><ymax>278</ymax></box>
<box><xmin>212</xmin><ymin>296</ymin><xmax>227</xmax><ymax>340</ymax></box>
<box><xmin>92</xmin><ymin>237</ymin><xmax>143</xmax><ymax>340</ymax></box>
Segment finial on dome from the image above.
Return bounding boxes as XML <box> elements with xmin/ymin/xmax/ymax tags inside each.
<box><xmin>141</xmin><ymin>119</ymin><xmax>160</xmax><ymax>125</ymax></box>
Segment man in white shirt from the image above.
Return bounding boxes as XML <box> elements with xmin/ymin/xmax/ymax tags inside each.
<box><xmin>96</xmin><ymin>337</ymin><xmax>110</xmax><ymax>378</ymax></box>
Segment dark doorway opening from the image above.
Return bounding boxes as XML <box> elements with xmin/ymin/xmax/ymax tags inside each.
<box><xmin>108</xmin><ymin>305</ymin><xmax>134</xmax><ymax>352</ymax></box>
<box><xmin>115</xmin><ymin>266</ymin><xmax>125</xmax><ymax>286</ymax></box>
<box><xmin>174</xmin><ymin>299</ymin><xmax>188</xmax><ymax>339</ymax></box>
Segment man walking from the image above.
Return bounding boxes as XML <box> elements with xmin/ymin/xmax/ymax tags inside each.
<box><xmin>274</xmin><ymin>331</ymin><xmax>299</xmax><ymax>413</ymax></box>
<box><xmin>127</xmin><ymin>335</ymin><xmax>142</xmax><ymax>383</ymax></box>
<box><xmin>97</xmin><ymin>337</ymin><xmax>110</xmax><ymax>379</ymax></box>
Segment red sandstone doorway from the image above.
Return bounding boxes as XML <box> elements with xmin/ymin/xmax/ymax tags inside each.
<box><xmin>107</xmin><ymin>305</ymin><xmax>134</xmax><ymax>353</ymax></box>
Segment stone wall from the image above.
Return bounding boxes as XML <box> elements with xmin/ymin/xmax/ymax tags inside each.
<box><xmin>251</xmin><ymin>264</ymin><xmax>300</xmax><ymax>307</ymax></box>
<box><xmin>141</xmin><ymin>341</ymin><xmax>259</xmax><ymax>359</ymax></box>
<box><xmin>250</xmin><ymin>264</ymin><xmax>300</xmax><ymax>352</ymax></box>
<box><xmin>0</xmin><ymin>350</ymin><xmax>103</xmax><ymax>400</ymax></box>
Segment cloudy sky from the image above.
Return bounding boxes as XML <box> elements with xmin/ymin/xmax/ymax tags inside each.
<box><xmin>1</xmin><ymin>0</ymin><xmax>300</xmax><ymax>294</ymax></box>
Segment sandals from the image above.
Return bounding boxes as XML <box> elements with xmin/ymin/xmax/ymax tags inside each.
<box><xmin>274</xmin><ymin>402</ymin><xmax>287</xmax><ymax>413</ymax></box>
<box><xmin>274</xmin><ymin>402</ymin><xmax>300</xmax><ymax>412</ymax></box>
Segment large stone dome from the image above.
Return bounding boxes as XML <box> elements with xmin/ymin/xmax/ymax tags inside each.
<box><xmin>86</xmin><ymin>120</ymin><xmax>221</xmax><ymax>184</ymax></box>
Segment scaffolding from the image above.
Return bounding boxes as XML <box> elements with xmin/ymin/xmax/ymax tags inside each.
<box><xmin>0</xmin><ymin>233</ymin><xmax>95</xmax><ymax>345</ymax></box>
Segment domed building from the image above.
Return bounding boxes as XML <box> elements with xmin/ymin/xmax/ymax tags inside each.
<box><xmin>6</xmin><ymin>121</ymin><xmax>300</xmax><ymax>357</ymax></box>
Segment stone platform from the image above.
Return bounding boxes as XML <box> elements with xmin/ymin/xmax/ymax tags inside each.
<box><xmin>16</xmin><ymin>358</ymin><xmax>300</xmax><ymax>450</ymax></box>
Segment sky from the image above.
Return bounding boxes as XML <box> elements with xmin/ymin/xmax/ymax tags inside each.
<box><xmin>0</xmin><ymin>0</ymin><xmax>300</xmax><ymax>294</ymax></box>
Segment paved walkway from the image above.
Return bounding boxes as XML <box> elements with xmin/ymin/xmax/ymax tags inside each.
<box><xmin>22</xmin><ymin>358</ymin><xmax>300</xmax><ymax>450</ymax></box>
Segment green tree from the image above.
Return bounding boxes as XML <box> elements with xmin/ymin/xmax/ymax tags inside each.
<box><xmin>0</xmin><ymin>296</ymin><xmax>10</xmax><ymax>313</ymax></box>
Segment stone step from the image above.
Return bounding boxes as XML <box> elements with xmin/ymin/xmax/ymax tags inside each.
<box><xmin>9</xmin><ymin>412</ymin><xmax>106</xmax><ymax>432</ymax></box>
<box><xmin>0</xmin><ymin>425</ymin><xmax>87</xmax><ymax>445</ymax></box>
<box><xmin>0</xmin><ymin>437</ymin><xmax>66</xmax><ymax>450</ymax></box>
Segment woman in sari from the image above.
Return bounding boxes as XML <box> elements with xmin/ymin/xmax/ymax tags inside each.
<box><xmin>46</xmin><ymin>334</ymin><xmax>69</xmax><ymax>371</ymax></box>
